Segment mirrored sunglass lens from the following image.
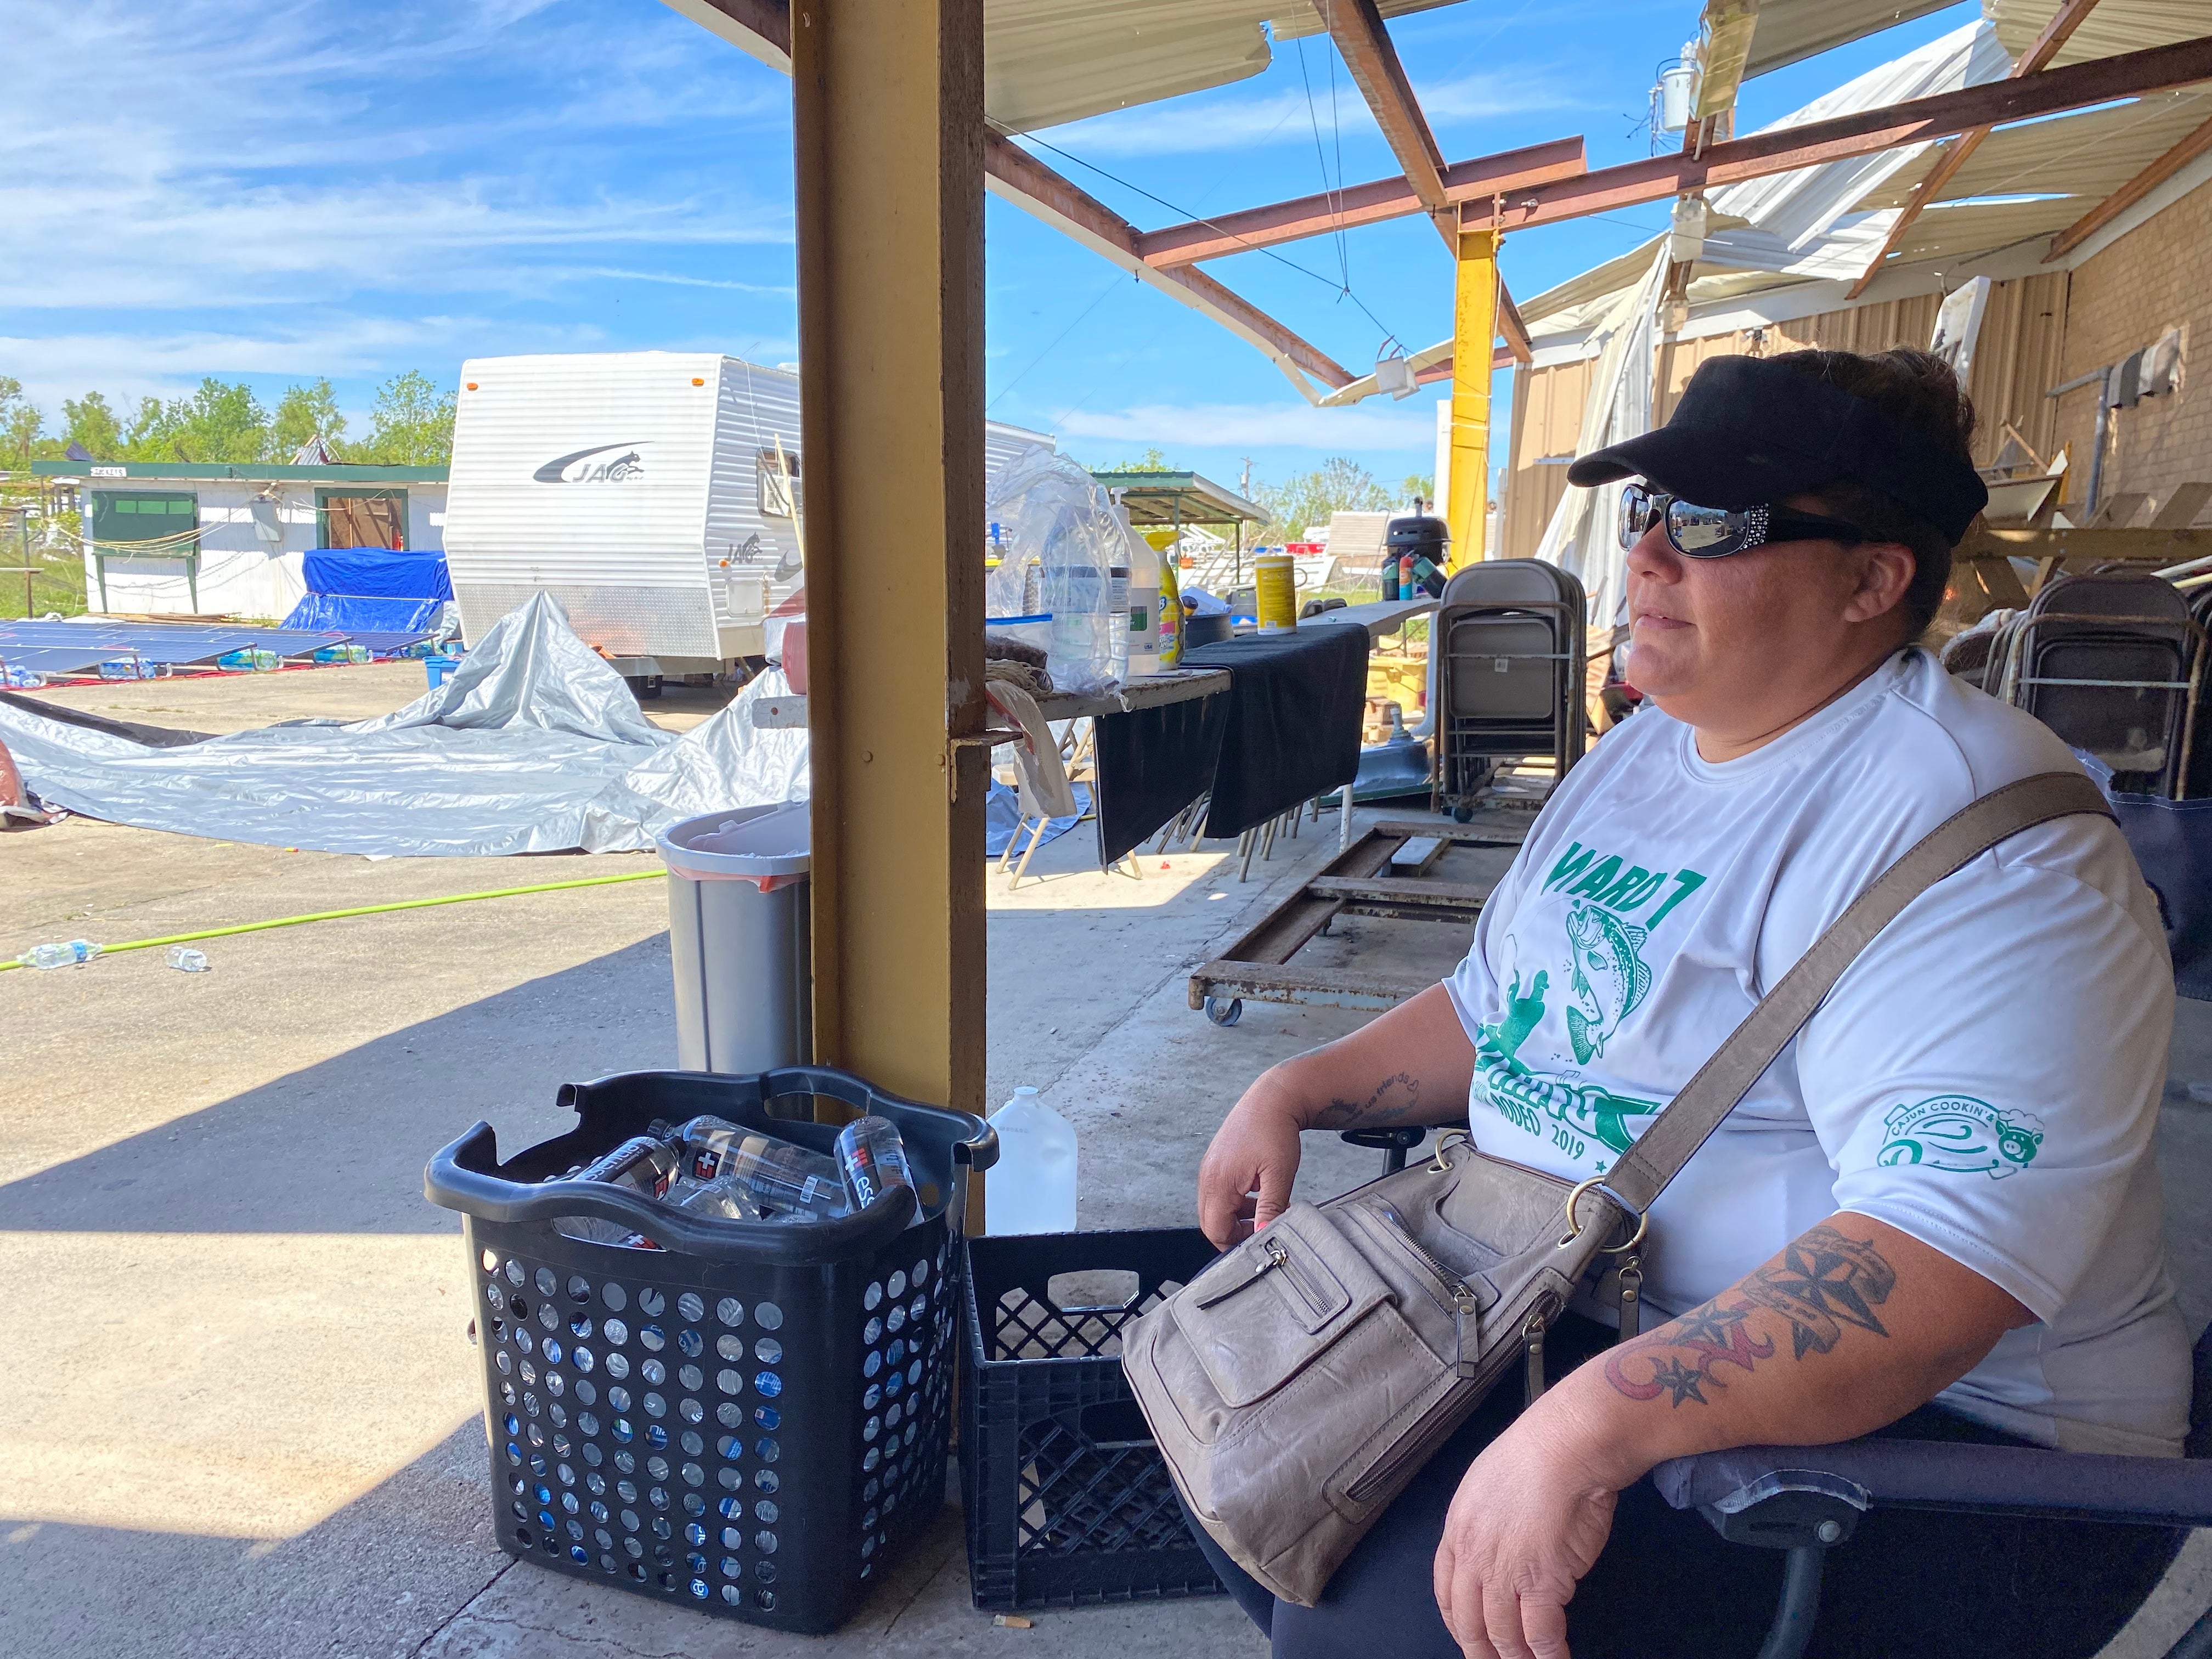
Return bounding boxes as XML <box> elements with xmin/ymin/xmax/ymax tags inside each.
<box><xmin>1618</xmin><ymin>486</ymin><xmax>1658</xmax><ymax>550</ymax></box>
<box><xmin>1666</xmin><ymin>500</ymin><xmax>1742</xmax><ymax>553</ymax></box>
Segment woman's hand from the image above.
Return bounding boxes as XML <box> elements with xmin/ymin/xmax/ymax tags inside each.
<box><xmin>1433</xmin><ymin>1396</ymin><xmax>1622</xmax><ymax>1659</ymax></box>
<box><xmin>1197</xmin><ymin>1071</ymin><xmax>1309</xmax><ymax>1248</ymax></box>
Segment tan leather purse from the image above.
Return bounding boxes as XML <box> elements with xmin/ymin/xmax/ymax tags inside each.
<box><xmin>1122</xmin><ymin>772</ymin><xmax>2109</xmax><ymax>1606</ymax></box>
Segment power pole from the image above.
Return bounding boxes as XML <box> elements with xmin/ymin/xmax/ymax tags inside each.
<box><xmin>1238</xmin><ymin>456</ymin><xmax>1254</xmax><ymax>588</ymax></box>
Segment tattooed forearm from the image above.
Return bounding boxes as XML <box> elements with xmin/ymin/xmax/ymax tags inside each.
<box><xmin>1740</xmin><ymin>1223</ymin><xmax>1894</xmax><ymax>1359</ymax></box>
<box><xmin>1602</xmin><ymin>1225</ymin><xmax>1897</xmax><ymax>1408</ymax></box>
<box><xmin>1310</xmin><ymin>1071</ymin><xmax>1425</xmax><ymax>1128</ymax></box>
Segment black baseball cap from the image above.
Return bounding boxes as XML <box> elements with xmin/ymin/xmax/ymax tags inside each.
<box><xmin>1567</xmin><ymin>355</ymin><xmax>1988</xmax><ymax>545</ymax></box>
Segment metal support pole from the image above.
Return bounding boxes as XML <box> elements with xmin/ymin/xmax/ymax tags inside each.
<box><xmin>1340</xmin><ymin>781</ymin><xmax>1353</xmax><ymax>850</ymax></box>
<box><xmin>1756</xmin><ymin>1547</ymin><xmax>1826</xmax><ymax>1659</ymax></box>
<box><xmin>1447</xmin><ymin>218</ymin><xmax>1500</xmax><ymax>572</ymax></box>
<box><xmin>794</xmin><ymin>0</ymin><xmax>988</xmax><ymax>1198</ymax></box>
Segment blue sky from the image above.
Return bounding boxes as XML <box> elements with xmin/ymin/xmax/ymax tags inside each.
<box><xmin>3</xmin><ymin>0</ymin><xmax>1978</xmax><ymax>498</ymax></box>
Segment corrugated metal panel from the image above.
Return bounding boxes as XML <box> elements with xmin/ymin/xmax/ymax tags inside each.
<box><xmin>1734</xmin><ymin>0</ymin><xmax>1961</xmax><ymax>78</ymax></box>
<box><xmin>1857</xmin><ymin>90</ymin><xmax>2212</xmax><ymax>211</ymax></box>
<box><xmin>1882</xmin><ymin>194</ymin><xmax>2091</xmax><ymax>264</ymax></box>
<box><xmin>1961</xmin><ymin>269</ymin><xmax>2070</xmax><ymax>468</ymax></box>
<box><xmin>1989</xmin><ymin>0</ymin><xmax>2210</xmax><ymax>69</ymax></box>
<box><xmin>1506</xmin><ymin>269</ymin><xmax>2067</xmax><ymax>533</ymax></box>
<box><xmin>445</xmin><ymin>352</ymin><xmax>723</xmax><ymax>658</ymax></box>
<box><xmin>1498</xmin><ymin>357</ymin><xmax>1594</xmax><ymax>563</ymax></box>
<box><xmin>986</xmin><ymin>0</ymin><xmax>1270</xmax><ymax>130</ymax></box>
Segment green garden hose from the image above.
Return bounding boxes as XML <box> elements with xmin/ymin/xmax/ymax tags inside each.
<box><xmin>2</xmin><ymin>867</ymin><xmax>665</xmax><ymax>970</ymax></box>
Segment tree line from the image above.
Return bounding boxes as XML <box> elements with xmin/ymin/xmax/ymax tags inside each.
<box><xmin>0</xmin><ymin>371</ymin><xmax>458</xmax><ymax>469</ymax></box>
<box><xmin>1107</xmin><ymin>447</ymin><xmax>1431</xmax><ymax>545</ymax></box>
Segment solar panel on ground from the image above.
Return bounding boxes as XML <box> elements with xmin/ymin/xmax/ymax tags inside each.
<box><xmin>0</xmin><ymin>621</ymin><xmax>345</xmax><ymax>670</ymax></box>
<box><xmin>0</xmin><ymin>644</ymin><xmax>119</xmax><ymax>676</ymax></box>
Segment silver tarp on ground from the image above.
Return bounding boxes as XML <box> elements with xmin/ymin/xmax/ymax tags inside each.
<box><xmin>0</xmin><ymin>593</ymin><xmax>810</xmax><ymax>856</ymax></box>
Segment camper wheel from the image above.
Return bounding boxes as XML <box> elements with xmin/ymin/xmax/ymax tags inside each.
<box><xmin>625</xmin><ymin>674</ymin><xmax>664</xmax><ymax>702</ymax></box>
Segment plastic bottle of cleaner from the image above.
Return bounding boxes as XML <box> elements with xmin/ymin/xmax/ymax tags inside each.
<box><xmin>1156</xmin><ymin>546</ymin><xmax>1182</xmax><ymax>667</ymax></box>
<box><xmin>1122</xmin><ymin>507</ymin><xmax>1163</xmax><ymax>677</ymax></box>
<box><xmin>985</xmin><ymin>1086</ymin><xmax>1077</xmax><ymax>1235</ymax></box>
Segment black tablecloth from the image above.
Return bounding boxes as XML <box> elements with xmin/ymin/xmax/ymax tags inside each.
<box><xmin>1094</xmin><ymin>690</ymin><xmax>1232</xmax><ymax>866</ymax></box>
<box><xmin>1184</xmin><ymin>625</ymin><xmax>1369</xmax><ymax>840</ymax></box>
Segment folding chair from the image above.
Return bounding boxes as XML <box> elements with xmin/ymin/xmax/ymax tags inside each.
<box><xmin>1654</xmin><ymin>1319</ymin><xmax>2212</xmax><ymax>1658</ymax></box>
<box><xmin>1993</xmin><ymin>569</ymin><xmax>2202</xmax><ymax>797</ymax></box>
<box><xmin>1432</xmin><ymin>561</ymin><xmax>1588</xmax><ymax>820</ymax></box>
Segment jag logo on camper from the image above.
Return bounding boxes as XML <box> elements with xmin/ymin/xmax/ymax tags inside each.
<box><xmin>533</xmin><ymin>442</ymin><xmax>648</xmax><ymax>483</ymax></box>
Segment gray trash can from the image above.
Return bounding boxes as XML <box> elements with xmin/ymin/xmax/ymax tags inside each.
<box><xmin>656</xmin><ymin>802</ymin><xmax>811</xmax><ymax>1073</ymax></box>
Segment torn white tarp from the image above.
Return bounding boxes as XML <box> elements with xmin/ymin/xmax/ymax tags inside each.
<box><xmin>0</xmin><ymin>592</ymin><xmax>809</xmax><ymax>857</ymax></box>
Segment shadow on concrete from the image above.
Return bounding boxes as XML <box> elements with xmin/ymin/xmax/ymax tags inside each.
<box><xmin>0</xmin><ymin>938</ymin><xmax>679</xmax><ymax>1236</ymax></box>
<box><xmin>0</xmin><ymin>1420</ymin><xmax>503</xmax><ymax>1659</ymax></box>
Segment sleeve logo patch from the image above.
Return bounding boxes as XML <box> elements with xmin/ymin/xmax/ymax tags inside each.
<box><xmin>1878</xmin><ymin>1096</ymin><xmax>2043</xmax><ymax>1180</ymax></box>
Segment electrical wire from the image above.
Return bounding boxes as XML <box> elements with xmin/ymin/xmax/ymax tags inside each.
<box><xmin>0</xmin><ymin>868</ymin><xmax>665</xmax><ymax>970</ymax></box>
<box><xmin>994</xmin><ymin>125</ymin><xmax>1405</xmax><ymax>347</ymax></box>
<box><xmin>987</xmin><ymin>274</ymin><xmax>1128</xmax><ymax>415</ymax></box>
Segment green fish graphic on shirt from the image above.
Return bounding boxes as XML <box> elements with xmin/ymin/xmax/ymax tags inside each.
<box><xmin>1565</xmin><ymin>904</ymin><xmax>1652</xmax><ymax>1064</ymax></box>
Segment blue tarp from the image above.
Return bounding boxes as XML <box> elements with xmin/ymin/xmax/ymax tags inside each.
<box><xmin>283</xmin><ymin>547</ymin><xmax>452</xmax><ymax>639</ymax></box>
<box><xmin>302</xmin><ymin>547</ymin><xmax>452</xmax><ymax>602</ymax></box>
<box><xmin>983</xmin><ymin>780</ymin><xmax>1092</xmax><ymax>858</ymax></box>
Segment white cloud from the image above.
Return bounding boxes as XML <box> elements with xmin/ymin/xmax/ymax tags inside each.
<box><xmin>1032</xmin><ymin>69</ymin><xmax>1587</xmax><ymax>160</ymax></box>
<box><xmin>1060</xmin><ymin>400</ymin><xmax>1436</xmax><ymax>452</ymax></box>
<box><xmin>0</xmin><ymin>0</ymin><xmax>793</xmax><ymax>314</ymax></box>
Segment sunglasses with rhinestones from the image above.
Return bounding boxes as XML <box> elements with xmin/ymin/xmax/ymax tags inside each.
<box><xmin>1617</xmin><ymin>482</ymin><xmax>1871</xmax><ymax>558</ymax></box>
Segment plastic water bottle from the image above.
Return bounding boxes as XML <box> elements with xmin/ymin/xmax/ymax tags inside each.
<box><xmin>835</xmin><ymin>1116</ymin><xmax>916</xmax><ymax>1216</ymax></box>
<box><xmin>673</xmin><ymin>1170</ymin><xmax>766</xmax><ymax>1222</ymax></box>
<box><xmin>553</xmin><ymin>1136</ymin><xmax>681</xmax><ymax>1247</ymax></box>
<box><xmin>673</xmin><ymin>1116</ymin><xmax>851</xmax><ymax>1220</ymax></box>
<box><xmin>986</xmin><ymin>1086</ymin><xmax>1077</xmax><ymax>1235</ymax></box>
<box><xmin>166</xmin><ymin>946</ymin><xmax>211</xmax><ymax>972</ymax></box>
<box><xmin>18</xmin><ymin>940</ymin><xmax>100</xmax><ymax>970</ymax></box>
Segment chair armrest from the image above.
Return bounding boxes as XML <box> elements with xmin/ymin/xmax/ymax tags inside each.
<box><xmin>1654</xmin><ymin>1439</ymin><xmax>2212</xmax><ymax>1530</ymax></box>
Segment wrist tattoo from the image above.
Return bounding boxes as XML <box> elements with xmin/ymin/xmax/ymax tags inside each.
<box><xmin>1602</xmin><ymin>1225</ymin><xmax>1895</xmax><ymax>1408</ymax></box>
<box><xmin>1311</xmin><ymin>1071</ymin><xmax>1424</xmax><ymax>1129</ymax></box>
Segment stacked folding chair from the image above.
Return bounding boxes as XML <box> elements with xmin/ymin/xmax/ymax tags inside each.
<box><xmin>1987</xmin><ymin>568</ymin><xmax>2202</xmax><ymax>797</ymax></box>
<box><xmin>1431</xmin><ymin>560</ymin><xmax>1588</xmax><ymax>819</ymax></box>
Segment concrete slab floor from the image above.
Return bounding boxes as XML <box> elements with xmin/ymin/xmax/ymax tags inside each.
<box><xmin>9</xmin><ymin>664</ymin><xmax>2212</xmax><ymax>1656</ymax></box>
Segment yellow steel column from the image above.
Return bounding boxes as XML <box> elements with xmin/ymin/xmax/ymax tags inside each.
<box><xmin>793</xmin><ymin>0</ymin><xmax>988</xmax><ymax>1128</ymax></box>
<box><xmin>1446</xmin><ymin>219</ymin><xmax>1500</xmax><ymax>570</ymax></box>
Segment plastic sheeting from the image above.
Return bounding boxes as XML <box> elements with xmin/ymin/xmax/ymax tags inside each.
<box><xmin>283</xmin><ymin>547</ymin><xmax>453</xmax><ymax>639</ymax></box>
<box><xmin>983</xmin><ymin>447</ymin><xmax>1135</xmax><ymax>695</ymax></box>
<box><xmin>0</xmin><ymin>592</ymin><xmax>809</xmax><ymax>857</ymax></box>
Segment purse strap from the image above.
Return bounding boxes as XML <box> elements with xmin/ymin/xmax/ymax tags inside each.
<box><xmin>1598</xmin><ymin>770</ymin><xmax>2113</xmax><ymax>1216</ymax></box>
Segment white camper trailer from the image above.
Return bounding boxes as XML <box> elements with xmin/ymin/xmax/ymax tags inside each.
<box><xmin>443</xmin><ymin>352</ymin><xmax>1052</xmax><ymax>677</ymax></box>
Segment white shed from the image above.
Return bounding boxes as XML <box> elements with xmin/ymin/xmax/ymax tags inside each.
<box><xmin>33</xmin><ymin>460</ymin><xmax>448</xmax><ymax>622</ymax></box>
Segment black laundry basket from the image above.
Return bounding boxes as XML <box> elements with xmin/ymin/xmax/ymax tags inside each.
<box><xmin>960</xmin><ymin>1227</ymin><xmax>1224</xmax><ymax>1609</ymax></box>
<box><xmin>424</xmin><ymin>1066</ymin><xmax>995</xmax><ymax>1635</ymax></box>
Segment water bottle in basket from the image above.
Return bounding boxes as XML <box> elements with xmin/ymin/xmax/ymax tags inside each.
<box><xmin>834</xmin><ymin>1116</ymin><xmax>915</xmax><ymax>1214</ymax></box>
<box><xmin>673</xmin><ymin>1115</ymin><xmax>852</xmax><ymax>1220</ymax></box>
<box><xmin>554</xmin><ymin>1135</ymin><xmax>680</xmax><ymax>1247</ymax></box>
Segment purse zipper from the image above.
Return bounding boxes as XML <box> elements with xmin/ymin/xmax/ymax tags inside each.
<box><xmin>1193</xmin><ymin>1234</ymin><xmax>1332</xmax><ymax>1324</ymax></box>
<box><xmin>1343</xmin><ymin>1375</ymin><xmax>1479</xmax><ymax>1504</ymax></box>
<box><xmin>1364</xmin><ymin>1201</ymin><xmax>1485</xmax><ymax>1378</ymax></box>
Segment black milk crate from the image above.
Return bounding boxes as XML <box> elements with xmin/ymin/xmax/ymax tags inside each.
<box><xmin>425</xmin><ymin>1066</ymin><xmax>995</xmax><ymax>1636</ymax></box>
<box><xmin>960</xmin><ymin>1227</ymin><xmax>1224</xmax><ymax>1610</ymax></box>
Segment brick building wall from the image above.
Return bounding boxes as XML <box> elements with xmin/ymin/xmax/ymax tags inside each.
<box><xmin>2051</xmin><ymin>177</ymin><xmax>2212</xmax><ymax>527</ymax></box>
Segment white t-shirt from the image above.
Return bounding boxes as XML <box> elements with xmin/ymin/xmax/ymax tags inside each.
<box><xmin>1443</xmin><ymin>647</ymin><xmax>2190</xmax><ymax>1454</ymax></box>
